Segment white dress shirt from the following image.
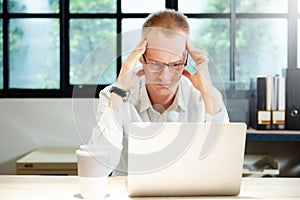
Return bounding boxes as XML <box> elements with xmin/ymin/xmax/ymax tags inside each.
<box><xmin>89</xmin><ymin>76</ymin><xmax>229</xmax><ymax>175</ymax></box>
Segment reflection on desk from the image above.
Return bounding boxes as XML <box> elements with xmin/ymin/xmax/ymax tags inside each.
<box><xmin>0</xmin><ymin>175</ymin><xmax>299</xmax><ymax>199</ymax></box>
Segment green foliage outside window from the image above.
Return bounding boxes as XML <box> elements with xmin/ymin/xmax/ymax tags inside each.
<box><xmin>193</xmin><ymin>0</ymin><xmax>286</xmax><ymax>86</ymax></box>
<box><xmin>70</xmin><ymin>19</ymin><xmax>116</xmax><ymax>85</ymax></box>
<box><xmin>70</xmin><ymin>0</ymin><xmax>116</xmax><ymax>13</ymax></box>
<box><xmin>9</xmin><ymin>0</ymin><xmax>59</xmax><ymax>13</ymax></box>
<box><xmin>69</xmin><ymin>0</ymin><xmax>116</xmax><ymax>85</ymax></box>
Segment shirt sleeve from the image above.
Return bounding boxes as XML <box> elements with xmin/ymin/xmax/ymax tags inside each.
<box><xmin>204</xmin><ymin>87</ymin><xmax>230</xmax><ymax>123</ymax></box>
<box><xmin>88</xmin><ymin>85</ymin><xmax>124</xmax><ymax>150</ymax></box>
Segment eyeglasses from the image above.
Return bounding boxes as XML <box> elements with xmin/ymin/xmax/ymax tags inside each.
<box><xmin>142</xmin><ymin>54</ymin><xmax>188</xmax><ymax>73</ymax></box>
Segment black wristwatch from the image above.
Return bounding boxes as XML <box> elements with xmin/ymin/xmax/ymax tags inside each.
<box><xmin>109</xmin><ymin>86</ymin><xmax>130</xmax><ymax>102</ymax></box>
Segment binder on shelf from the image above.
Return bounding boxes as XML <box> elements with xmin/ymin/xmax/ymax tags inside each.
<box><xmin>285</xmin><ymin>68</ymin><xmax>300</xmax><ymax>130</ymax></box>
<box><xmin>257</xmin><ymin>77</ymin><xmax>271</xmax><ymax>129</ymax></box>
<box><xmin>249</xmin><ymin>75</ymin><xmax>285</xmax><ymax>130</ymax></box>
<box><xmin>272</xmin><ymin>77</ymin><xmax>285</xmax><ymax>129</ymax></box>
<box><xmin>278</xmin><ymin>77</ymin><xmax>285</xmax><ymax>111</ymax></box>
<box><xmin>249</xmin><ymin>78</ymin><xmax>258</xmax><ymax>129</ymax></box>
<box><xmin>273</xmin><ymin>75</ymin><xmax>279</xmax><ymax>110</ymax></box>
<box><xmin>266</xmin><ymin>75</ymin><xmax>273</xmax><ymax>111</ymax></box>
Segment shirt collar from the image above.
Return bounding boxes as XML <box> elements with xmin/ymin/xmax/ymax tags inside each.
<box><xmin>173</xmin><ymin>80</ymin><xmax>188</xmax><ymax>112</ymax></box>
<box><xmin>139</xmin><ymin>83</ymin><xmax>152</xmax><ymax>113</ymax></box>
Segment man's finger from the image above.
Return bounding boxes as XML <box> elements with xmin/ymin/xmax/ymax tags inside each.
<box><xmin>186</xmin><ymin>40</ymin><xmax>194</xmax><ymax>52</ymax></box>
<box><xmin>133</xmin><ymin>40</ymin><xmax>147</xmax><ymax>60</ymax></box>
<box><xmin>135</xmin><ymin>69</ymin><xmax>145</xmax><ymax>77</ymax></box>
<box><xmin>186</xmin><ymin>40</ymin><xmax>207</xmax><ymax>58</ymax></box>
<box><xmin>127</xmin><ymin>40</ymin><xmax>147</xmax><ymax>62</ymax></box>
<box><xmin>122</xmin><ymin>39</ymin><xmax>147</xmax><ymax>71</ymax></box>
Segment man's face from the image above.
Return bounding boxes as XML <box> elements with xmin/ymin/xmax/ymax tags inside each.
<box><xmin>143</xmin><ymin>29</ymin><xmax>187</xmax><ymax>94</ymax></box>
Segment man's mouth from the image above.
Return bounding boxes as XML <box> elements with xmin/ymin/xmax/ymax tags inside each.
<box><xmin>158</xmin><ymin>83</ymin><xmax>170</xmax><ymax>87</ymax></box>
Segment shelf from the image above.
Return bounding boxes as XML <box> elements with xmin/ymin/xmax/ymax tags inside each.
<box><xmin>246</xmin><ymin>128</ymin><xmax>300</xmax><ymax>142</ymax></box>
<box><xmin>247</xmin><ymin>128</ymin><xmax>300</xmax><ymax>135</ymax></box>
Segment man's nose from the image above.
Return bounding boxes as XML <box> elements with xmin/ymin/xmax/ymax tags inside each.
<box><xmin>158</xmin><ymin>65</ymin><xmax>171</xmax><ymax>81</ymax></box>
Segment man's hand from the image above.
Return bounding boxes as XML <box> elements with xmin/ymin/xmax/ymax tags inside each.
<box><xmin>182</xmin><ymin>40</ymin><xmax>211</xmax><ymax>95</ymax></box>
<box><xmin>109</xmin><ymin>39</ymin><xmax>147</xmax><ymax>110</ymax></box>
<box><xmin>116</xmin><ymin>39</ymin><xmax>147</xmax><ymax>91</ymax></box>
<box><xmin>182</xmin><ymin>40</ymin><xmax>221</xmax><ymax>115</ymax></box>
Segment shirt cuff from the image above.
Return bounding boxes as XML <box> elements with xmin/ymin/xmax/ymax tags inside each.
<box><xmin>205</xmin><ymin>108</ymin><xmax>229</xmax><ymax>123</ymax></box>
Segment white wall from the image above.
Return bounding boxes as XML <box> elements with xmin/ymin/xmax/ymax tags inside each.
<box><xmin>0</xmin><ymin>98</ymin><xmax>99</xmax><ymax>174</ymax></box>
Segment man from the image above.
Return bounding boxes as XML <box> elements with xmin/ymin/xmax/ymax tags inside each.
<box><xmin>89</xmin><ymin>9</ymin><xmax>229</xmax><ymax>175</ymax></box>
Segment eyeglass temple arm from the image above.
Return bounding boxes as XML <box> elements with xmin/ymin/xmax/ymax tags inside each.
<box><xmin>142</xmin><ymin>54</ymin><xmax>147</xmax><ymax>63</ymax></box>
<box><xmin>184</xmin><ymin>53</ymin><xmax>188</xmax><ymax>66</ymax></box>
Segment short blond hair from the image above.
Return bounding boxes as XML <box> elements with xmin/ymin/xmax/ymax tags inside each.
<box><xmin>142</xmin><ymin>9</ymin><xmax>190</xmax><ymax>35</ymax></box>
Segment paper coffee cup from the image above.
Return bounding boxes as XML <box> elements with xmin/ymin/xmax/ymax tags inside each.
<box><xmin>76</xmin><ymin>145</ymin><xmax>112</xmax><ymax>200</ymax></box>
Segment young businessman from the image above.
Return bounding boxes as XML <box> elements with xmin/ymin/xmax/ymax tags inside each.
<box><xmin>89</xmin><ymin>9</ymin><xmax>229</xmax><ymax>175</ymax></box>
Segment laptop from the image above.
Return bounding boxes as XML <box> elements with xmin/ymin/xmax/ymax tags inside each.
<box><xmin>127</xmin><ymin>122</ymin><xmax>247</xmax><ymax>197</ymax></box>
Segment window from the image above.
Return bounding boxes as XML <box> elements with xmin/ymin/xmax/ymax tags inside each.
<box><xmin>121</xmin><ymin>0</ymin><xmax>164</xmax><ymax>13</ymax></box>
<box><xmin>9</xmin><ymin>0</ymin><xmax>59</xmax><ymax>13</ymax></box>
<box><xmin>178</xmin><ymin>0</ymin><xmax>230</xmax><ymax>13</ymax></box>
<box><xmin>180</xmin><ymin>0</ymin><xmax>289</xmax><ymax>86</ymax></box>
<box><xmin>1</xmin><ymin>0</ymin><xmax>61</xmax><ymax>94</ymax></box>
<box><xmin>0</xmin><ymin>0</ymin><xmax>297</xmax><ymax>97</ymax></box>
<box><xmin>237</xmin><ymin>0</ymin><xmax>288</xmax><ymax>13</ymax></box>
<box><xmin>69</xmin><ymin>1</ymin><xmax>117</xmax><ymax>85</ymax></box>
<box><xmin>69</xmin><ymin>0</ymin><xmax>116</xmax><ymax>13</ymax></box>
<box><xmin>9</xmin><ymin>18</ymin><xmax>60</xmax><ymax>89</ymax></box>
<box><xmin>69</xmin><ymin>18</ymin><xmax>116</xmax><ymax>85</ymax></box>
<box><xmin>235</xmin><ymin>0</ymin><xmax>288</xmax><ymax>83</ymax></box>
<box><xmin>235</xmin><ymin>19</ymin><xmax>287</xmax><ymax>81</ymax></box>
<box><xmin>188</xmin><ymin>18</ymin><xmax>230</xmax><ymax>82</ymax></box>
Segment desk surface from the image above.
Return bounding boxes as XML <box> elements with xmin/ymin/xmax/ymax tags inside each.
<box><xmin>0</xmin><ymin>176</ymin><xmax>300</xmax><ymax>200</ymax></box>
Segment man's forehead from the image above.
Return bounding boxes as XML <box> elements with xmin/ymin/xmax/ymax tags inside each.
<box><xmin>145</xmin><ymin>29</ymin><xmax>187</xmax><ymax>56</ymax></box>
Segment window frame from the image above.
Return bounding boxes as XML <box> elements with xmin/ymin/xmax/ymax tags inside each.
<box><xmin>0</xmin><ymin>0</ymin><xmax>298</xmax><ymax>98</ymax></box>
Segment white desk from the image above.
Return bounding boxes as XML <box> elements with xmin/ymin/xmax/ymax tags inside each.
<box><xmin>0</xmin><ymin>176</ymin><xmax>299</xmax><ymax>199</ymax></box>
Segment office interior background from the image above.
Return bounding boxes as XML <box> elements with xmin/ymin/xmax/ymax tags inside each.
<box><xmin>0</xmin><ymin>0</ymin><xmax>299</xmax><ymax>176</ymax></box>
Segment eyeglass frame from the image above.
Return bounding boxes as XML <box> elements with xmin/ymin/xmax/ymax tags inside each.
<box><xmin>142</xmin><ymin>52</ymin><xmax>188</xmax><ymax>73</ymax></box>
